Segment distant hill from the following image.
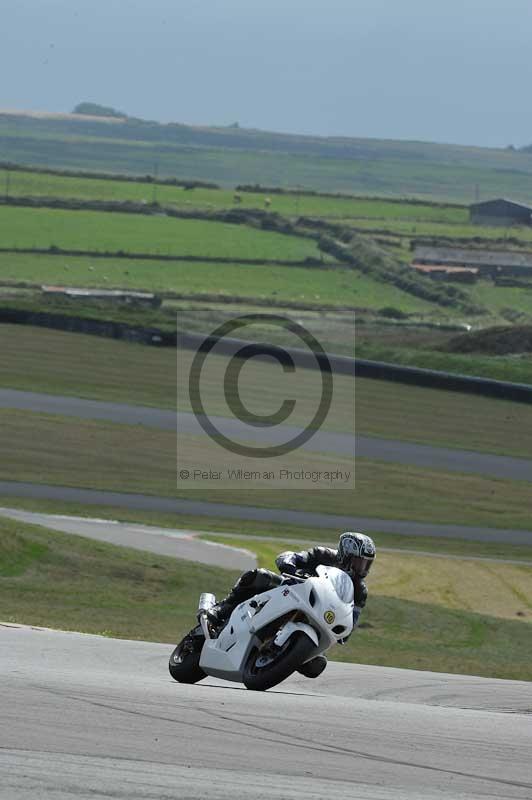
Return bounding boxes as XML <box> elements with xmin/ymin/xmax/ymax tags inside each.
<box><xmin>73</xmin><ymin>102</ymin><xmax>127</xmax><ymax>119</ymax></box>
<box><xmin>2</xmin><ymin>107</ymin><xmax>532</xmax><ymax>202</ymax></box>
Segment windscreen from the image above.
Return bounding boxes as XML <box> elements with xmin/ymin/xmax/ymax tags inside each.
<box><xmin>328</xmin><ymin>569</ymin><xmax>354</xmax><ymax>604</ymax></box>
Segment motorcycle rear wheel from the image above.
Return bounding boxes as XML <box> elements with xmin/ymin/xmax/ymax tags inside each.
<box><xmin>168</xmin><ymin>636</ymin><xmax>206</xmax><ymax>684</ymax></box>
<box><xmin>243</xmin><ymin>631</ymin><xmax>316</xmax><ymax>691</ymax></box>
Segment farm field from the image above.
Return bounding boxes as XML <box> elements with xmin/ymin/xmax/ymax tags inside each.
<box><xmin>3</xmin><ymin>325</ymin><xmax>532</xmax><ymax>457</ymax></box>
<box><xmin>469</xmin><ymin>280</ymin><xmax>532</xmax><ymax>317</ymax></box>
<box><xmin>5</xmin><ymin>112</ymin><xmax>532</xmax><ymax>201</ymax></box>
<box><xmin>1</xmin><ymin>515</ymin><xmax>530</xmax><ymax>678</ymax></box>
<box><xmin>2</xmin><ymin>167</ymin><xmax>532</xmax><ymax>335</ymax></box>
<box><xmin>3</xmin><ymin>407</ymin><xmax>532</xmax><ymax>530</ymax></box>
<box><xmin>347</xmin><ymin>216</ymin><xmax>532</xmax><ymax>245</ymax></box>
<box><xmin>0</xmin><ymin>252</ymin><xmax>437</xmax><ymax>313</ymax></box>
<box><xmin>0</xmin><ymin>206</ymin><xmax>320</xmax><ymax>261</ymax></box>
<box><xmin>0</xmin><ymin>167</ymin><xmax>469</xmax><ymax>222</ymax></box>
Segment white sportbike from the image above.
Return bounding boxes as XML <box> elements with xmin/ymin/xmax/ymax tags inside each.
<box><xmin>168</xmin><ymin>565</ymin><xmax>355</xmax><ymax>691</ymax></box>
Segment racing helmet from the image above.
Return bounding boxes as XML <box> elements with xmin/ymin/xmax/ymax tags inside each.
<box><xmin>338</xmin><ymin>532</ymin><xmax>376</xmax><ymax>578</ymax></box>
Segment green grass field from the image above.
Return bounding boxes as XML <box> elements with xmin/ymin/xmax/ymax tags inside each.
<box><xmin>1</xmin><ymin>515</ymin><xmax>530</xmax><ymax>679</ymax></box>
<box><xmin>3</xmin><ymin>167</ymin><xmax>532</xmax><ymax>334</ymax></box>
<box><xmin>0</xmin><ymin>252</ymin><xmax>438</xmax><ymax>313</ymax></box>
<box><xmin>355</xmin><ymin>375</ymin><xmax>532</xmax><ymax>456</ymax></box>
<box><xmin>347</xmin><ymin>216</ymin><xmax>532</xmax><ymax>245</ymax></box>
<box><xmin>0</xmin><ymin>206</ymin><xmax>320</xmax><ymax>261</ymax></box>
<box><xmin>469</xmin><ymin>280</ymin><xmax>532</xmax><ymax>318</ymax></box>
<box><xmin>0</xmin><ymin>167</ymin><xmax>469</xmax><ymax>222</ymax></box>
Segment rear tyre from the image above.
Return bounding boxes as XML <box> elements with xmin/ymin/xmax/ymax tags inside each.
<box><xmin>168</xmin><ymin>636</ymin><xmax>206</xmax><ymax>684</ymax></box>
<box><xmin>243</xmin><ymin>631</ymin><xmax>316</xmax><ymax>691</ymax></box>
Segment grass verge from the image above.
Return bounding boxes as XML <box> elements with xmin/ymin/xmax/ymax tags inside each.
<box><xmin>356</xmin><ymin>341</ymin><xmax>532</xmax><ymax>386</ymax></box>
<box><xmin>0</xmin><ymin>514</ymin><xmax>239</xmax><ymax>642</ymax></box>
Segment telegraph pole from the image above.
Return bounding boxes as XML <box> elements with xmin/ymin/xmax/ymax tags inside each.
<box><xmin>152</xmin><ymin>161</ymin><xmax>159</xmax><ymax>205</ymax></box>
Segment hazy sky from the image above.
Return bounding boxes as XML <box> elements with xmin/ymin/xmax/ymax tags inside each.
<box><xmin>3</xmin><ymin>0</ymin><xmax>532</xmax><ymax>147</ymax></box>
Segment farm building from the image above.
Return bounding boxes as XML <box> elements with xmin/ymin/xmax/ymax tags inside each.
<box><xmin>41</xmin><ymin>286</ymin><xmax>162</xmax><ymax>307</ymax></box>
<box><xmin>470</xmin><ymin>198</ymin><xmax>532</xmax><ymax>226</ymax></box>
<box><xmin>412</xmin><ymin>245</ymin><xmax>532</xmax><ymax>278</ymax></box>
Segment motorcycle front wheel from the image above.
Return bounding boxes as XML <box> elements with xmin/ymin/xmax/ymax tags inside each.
<box><xmin>243</xmin><ymin>631</ymin><xmax>316</xmax><ymax>691</ymax></box>
<box><xmin>168</xmin><ymin>634</ymin><xmax>206</xmax><ymax>684</ymax></box>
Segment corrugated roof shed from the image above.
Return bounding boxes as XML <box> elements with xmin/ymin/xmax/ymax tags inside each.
<box><xmin>470</xmin><ymin>198</ymin><xmax>532</xmax><ymax>213</ymax></box>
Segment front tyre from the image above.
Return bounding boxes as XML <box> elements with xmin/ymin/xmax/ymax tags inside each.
<box><xmin>243</xmin><ymin>631</ymin><xmax>316</xmax><ymax>691</ymax></box>
<box><xmin>168</xmin><ymin>635</ymin><xmax>206</xmax><ymax>684</ymax></box>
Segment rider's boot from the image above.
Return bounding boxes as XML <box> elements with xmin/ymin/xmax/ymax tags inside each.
<box><xmin>207</xmin><ymin>569</ymin><xmax>282</xmax><ymax>626</ymax></box>
<box><xmin>297</xmin><ymin>655</ymin><xmax>327</xmax><ymax>678</ymax></box>
<box><xmin>206</xmin><ymin>591</ymin><xmax>240</xmax><ymax>626</ymax></box>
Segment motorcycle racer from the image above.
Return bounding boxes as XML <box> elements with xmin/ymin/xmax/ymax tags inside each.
<box><xmin>208</xmin><ymin>532</ymin><xmax>376</xmax><ymax>678</ymax></box>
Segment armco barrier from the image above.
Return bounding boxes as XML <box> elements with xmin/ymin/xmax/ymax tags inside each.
<box><xmin>3</xmin><ymin>309</ymin><xmax>532</xmax><ymax>404</ymax></box>
<box><xmin>178</xmin><ymin>332</ymin><xmax>532</xmax><ymax>404</ymax></box>
<box><xmin>354</xmin><ymin>358</ymin><xmax>532</xmax><ymax>403</ymax></box>
<box><xmin>0</xmin><ymin>308</ymin><xmax>176</xmax><ymax>346</ymax></box>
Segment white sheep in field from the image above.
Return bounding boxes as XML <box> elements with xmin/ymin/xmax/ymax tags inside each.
<box><xmin>264</xmin><ymin>197</ymin><xmax>271</xmax><ymax>208</ymax></box>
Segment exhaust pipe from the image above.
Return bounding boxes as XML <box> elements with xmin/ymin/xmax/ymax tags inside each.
<box><xmin>198</xmin><ymin>592</ymin><xmax>216</xmax><ymax>640</ymax></box>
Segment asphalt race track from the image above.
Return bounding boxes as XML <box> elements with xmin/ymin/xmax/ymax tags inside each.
<box><xmin>0</xmin><ymin>507</ymin><xmax>256</xmax><ymax>570</ymax></box>
<box><xmin>3</xmin><ymin>480</ymin><xmax>532</xmax><ymax>545</ymax></box>
<box><xmin>2</xmin><ymin>388</ymin><xmax>532</xmax><ymax>481</ymax></box>
<box><xmin>1</xmin><ymin>507</ymin><xmax>531</xmax><ymax>571</ymax></box>
<box><xmin>4</xmin><ymin>387</ymin><xmax>532</xmax><ymax>544</ymax></box>
<box><xmin>1</xmin><ymin>625</ymin><xmax>531</xmax><ymax>800</ymax></box>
